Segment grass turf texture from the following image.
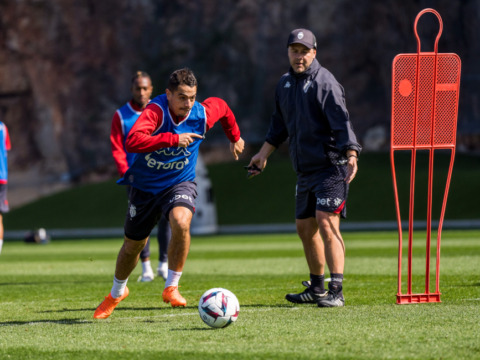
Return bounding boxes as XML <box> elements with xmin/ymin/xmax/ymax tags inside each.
<box><xmin>5</xmin><ymin>152</ymin><xmax>480</xmax><ymax>230</ymax></box>
<box><xmin>1</xmin><ymin>230</ymin><xmax>479</xmax><ymax>359</ymax></box>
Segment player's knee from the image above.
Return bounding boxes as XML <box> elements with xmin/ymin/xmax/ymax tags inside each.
<box><xmin>123</xmin><ymin>238</ymin><xmax>147</xmax><ymax>255</ymax></box>
<box><xmin>169</xmin><ymin>209</ymin><xmax>192</xmax><ymax>234</ymax></box>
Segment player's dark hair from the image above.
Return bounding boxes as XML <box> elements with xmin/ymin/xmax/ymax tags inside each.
<box><xmin>131</xmin><ymin>71</ymin><xmax>151</xmax><ymax>84</ymax></box>
<box><xmin>167</xmin><ymin>68</ymin><xmax>197</xmax><ymax>92</ymax></box>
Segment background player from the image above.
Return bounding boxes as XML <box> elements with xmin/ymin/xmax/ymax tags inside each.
<box><xmin>0</xmin><ymin>119</ymin><xmax>11</xmax><ymax>255</ymax></box>
<box><xmin>110</xmin><ymin>71</ymin><xmax>170</xmax><ymax>281</ymax></box>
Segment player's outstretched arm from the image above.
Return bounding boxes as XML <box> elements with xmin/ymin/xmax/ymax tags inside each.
<box><xmin>230</xmin><ymin>137</ymin><xmax>245</xmax><ymax>160</ymax></box>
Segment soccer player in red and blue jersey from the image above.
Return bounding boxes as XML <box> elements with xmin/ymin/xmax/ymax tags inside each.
<box><xmin>94</xmin><ymin>68</ymin><xmax>244</xmax><ymax>319</ymax></box>
<box><xmin>0</xmin><ymin>121</ymin><xmax>11</xmax><ymax>255</ymax></box>
<box><xmin>110</xmin><ymin>71</ymin><xmax>171</xmax><ymax>282</ymax></box>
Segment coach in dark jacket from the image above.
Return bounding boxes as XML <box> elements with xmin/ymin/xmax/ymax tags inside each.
<box><xmin>248</xmin><ymin>28</ymin><xmax>361</xmax><ymax>307</ymax></box>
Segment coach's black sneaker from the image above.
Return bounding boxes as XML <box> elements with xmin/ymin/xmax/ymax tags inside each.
<box><xmin>317</xmin><ymin>287</ymin><xmax>345</xmax><ymax>308</ymax></box>
<box><xmin>285</xmin><ymin>287</ymin><xmax>328</xmax><ymax>304</ymax></box>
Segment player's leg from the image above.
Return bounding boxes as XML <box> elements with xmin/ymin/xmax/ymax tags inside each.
<box><xmin>160</xmin><ymin>181</ymin><xmax>197</xmax><ymax>307</ymax></box>
<box><xmin>114</xmin><ymin>237</ymin><xmax>149</xmax><ymax>280</ymax></box>
<box><xmin>0</xmin><ymin>213</ymin><xmax>3</xmax><ymax>255</ymax></box>
<box><xmin>94</xmin><ymin>186</ymin><xmax>157</xmax><ymax>318</ymax></box>
<box><xmin>156</xmin><ymin>215</ymin><xmax>171</xmax><ymax>280</ymax></box>
<box><xmin>94</xmin><ymin>236</ymin><xmax>148</xmax><ymax>319</ymax></box>
<box><xmin>138</xmin><ymin>237</ymin><xmax>155</xmax><ymax>282</ymax></box>
<box><xmin>0</xmin><ymin>184</ymin><xmax>9</xmax><ymax>255</ymax></box>
<box><xmin>167</xmin><ymin>206</ymin><xmax>192</xmax><ymax>271</ymax></box>
<box><xmin>161</xmin><ymin>205</ymin><xmax>192</xmax><ymax>307</ymax></box>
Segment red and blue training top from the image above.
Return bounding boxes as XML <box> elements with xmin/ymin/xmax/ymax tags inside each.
<box><xmin>110</xmin><ymin>100</ymin><xmax>144</xmax><ymax>176</ymax></box>
<box><xmin>118</xmin><ymin>94</ymin><xmax>240</xmax><ymax>195</ymax></box>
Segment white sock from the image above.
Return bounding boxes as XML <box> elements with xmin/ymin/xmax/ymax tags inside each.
<box><xmin>111</xmin><ymin>276</ymin><xmax>128</xmax><ymax>299</ymax></box>
<box><xmin>141</xmin><ymin>260</ymin><xmax>153</xmax><ymax>274</ymax></box>
<box><xmin>158</xmin><ymin>261</ymin><xmax>168</xmax><ymax>270</ymax></box>
<box><xmin>165</xmin><ymin>270</ymin><xmax>182</xmax><ymax>288</ymax></box>
<box><xmin>0</xmin><ymin>239</ymin><xmax>3</xmax><ymax>254</ymax></box>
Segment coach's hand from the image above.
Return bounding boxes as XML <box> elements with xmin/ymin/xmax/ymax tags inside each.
<box><xmin>178</xmin><ymin>133</ymin><xmax>203</xmax><ymax>148</ymax></box>
<box><xmin>230</xmin><ymin>137</ymin><xmax>245</xmax><ymax>161</ymax></box>
<box><xmin>344</xmin><ymin>153</ymin><xmax>358</xmax><ymax>184</ymax></box>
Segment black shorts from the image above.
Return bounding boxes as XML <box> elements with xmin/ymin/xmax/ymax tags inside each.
<box><xmin>295</xmin><ymin>165</ymin><xmax>348</xmax><ymax>219</ymax></box>
<box><xmin>124</xmin><ymin>181</ymin><xmax>197</xmax><ymax>241</ymax></box>
<box><xmin>0</xmin><ymin>184</ymin><xmax>9</xmax><ymax>213</ymax></box>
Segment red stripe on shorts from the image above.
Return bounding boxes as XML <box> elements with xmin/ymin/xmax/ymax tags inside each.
<box><xmin>333</xmin><ymin>200</ymin><xmax>346</xmax><ymax>214</ymax></box>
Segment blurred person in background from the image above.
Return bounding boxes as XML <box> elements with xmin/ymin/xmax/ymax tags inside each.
<box><xmin>0</xmin><ymin>119</ymin><xmax>11</xmax><ymax>255</ymax></box>
<box><xmin>110</xmin><ymin>71</ymin><xmax>170</xmax><ymax>281</ymax></box>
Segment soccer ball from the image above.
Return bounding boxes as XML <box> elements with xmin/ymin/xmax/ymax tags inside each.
<box><xmin>198</xmin><ymin>288</ymin><xmax>240</xmax><ymax>328</ymax></box>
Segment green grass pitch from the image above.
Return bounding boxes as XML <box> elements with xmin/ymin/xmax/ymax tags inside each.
<box><xmin>0</xmin><ymin>230</ymin><xmax>479</xmax><ymax>359</ymax></box>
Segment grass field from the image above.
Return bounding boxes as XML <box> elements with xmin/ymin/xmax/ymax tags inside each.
<box><xmin>1</xmin><ymin>230</ymin><xmax>479</xmax><ymax>359</ymax></box>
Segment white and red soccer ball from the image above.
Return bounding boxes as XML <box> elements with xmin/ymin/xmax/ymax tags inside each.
<box><xmin>198</xmin><ymin>288</ymin><xmax>240</xmax><ymax>328</ymax></box>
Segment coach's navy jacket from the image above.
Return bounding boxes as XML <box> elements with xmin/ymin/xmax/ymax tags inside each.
<box><xmin>265</xmin><ymin>58</ymin><xmax>362</xmax><ymax>173</ymax></box>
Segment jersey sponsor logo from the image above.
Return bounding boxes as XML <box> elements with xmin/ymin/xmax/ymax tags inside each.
<box><xmin>144</xmin><ymin>152</ymin><xmax>190</xmax><ymax>170</ymax></box>
<box><xmin>169</xmin><ymin>194</ymin><xmax>194</xmax><ymax>204</ymax></box>
<box><xmin>316</xmin><ymin>197</ymin><xmax>343</xmax><ymax>207</ymax></box>
<box><xmin>317</xmin><ymin>198</ymin><xmax>331</xmax><ymax>206</ymax></box>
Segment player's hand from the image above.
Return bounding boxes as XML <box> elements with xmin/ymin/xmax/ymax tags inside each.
<box><xmin>178</xmin><ymin>133</ymin><xmax>203</xmax><ymax>148</ymax></box>
<box><xmin>230</xmin><ymin>137</ymin><xmax>245</xmax><ymax>161</ymax></box>
<box><xmin>344</xmin><ymin>155</ymin><xmax>358</xmax><ymax>184</ymax></box>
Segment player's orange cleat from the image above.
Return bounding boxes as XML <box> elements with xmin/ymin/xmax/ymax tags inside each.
<box><xmin>162</xmin><ymin>286</ymin><xmax>187</xmax><ymax>307</ymax></box>
<box><xmin>93</xmin><ymin>286</ymin><xmax>130</xmax><ymax>319</ymax></box>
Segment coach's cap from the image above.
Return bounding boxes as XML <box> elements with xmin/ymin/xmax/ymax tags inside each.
<box><xmin>287</xmin><ymin>28</ymin><xmax>317</xmax><ymax>49</ymax></box>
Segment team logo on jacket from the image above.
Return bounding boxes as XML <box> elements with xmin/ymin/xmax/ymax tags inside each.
<box><xmin>284</xmin><ymin>81</ymin><xmax>291</xmax><ymax>88</ymax></box>
<box><xmin>303</xmin><ymin>80</ymin><xmax>312</xmax><ymax>93</ymax></box>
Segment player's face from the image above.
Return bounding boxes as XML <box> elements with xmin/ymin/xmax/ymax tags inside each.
<box><xmin>288</xmin><ymin>44</ymin><xmax>316</xmax><ymax>74</ymax></box>
<box><xmin>131</xmin><ymin>77</ymin><xmax>153</xmax><ymax>108</ymax></box>
<box><xmin>166</xmin><ymin>84</ymin><xmax>197</xmax><ymax>118</ymax></box>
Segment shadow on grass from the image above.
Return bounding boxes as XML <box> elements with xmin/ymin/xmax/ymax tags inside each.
<box><xmin>0</xmin><ymin>318</ymin><xmax>91</xmax><ymax>327</ymax></box>
<box><xmin>171</xmin><ymin>327</ymin><xmax>215</xmax><ymax>331</ymax></box>
<box><xmin>38</xmin><ymin>303</ymin><xmax>295</xmax><ymax>316</ymax></box>
<box><xmin>38</xmin><ymin>305</ymin><xmax>201</xmax><ymax>313</ymax></box>
<box><xmin>0</xmin><ymin>281</ymin><xmax>95</xmax><ymax>286</ymax></box>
